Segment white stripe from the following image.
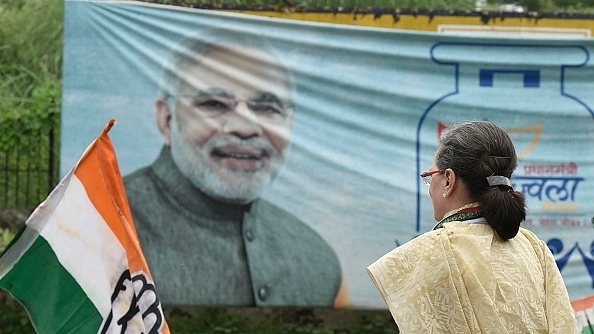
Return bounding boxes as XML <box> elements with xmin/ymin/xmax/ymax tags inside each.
<box><xmin>0</xmin><ymin>169</ymin><xmax>76</xmax><ymax>278</ymax></box>
<box><xmin>31</xmin><ymin>174</ymin><xmax>127</xmax><ymax>317</ymax></box>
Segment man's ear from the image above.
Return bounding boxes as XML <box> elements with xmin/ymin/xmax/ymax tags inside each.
<box><xmin>156</xmin><ymin>99</ymin><xmax>172</xmax><ymax>146</ymax></box>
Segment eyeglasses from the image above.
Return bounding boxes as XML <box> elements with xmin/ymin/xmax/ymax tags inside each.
<box><xmin>420</xmin><ymin>170</ymin><xmax>444</xmax><ymax>186</ymax></box>
<box><xmin>175</xmin><ymin>88</ymin><xmax>293</xmax><ymax>123</ymax></box>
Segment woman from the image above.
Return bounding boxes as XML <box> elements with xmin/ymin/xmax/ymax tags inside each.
<box><xmin>367</xmin><ymin>121</ymin><xmax>576</xmax><ymax>333</ymax></box>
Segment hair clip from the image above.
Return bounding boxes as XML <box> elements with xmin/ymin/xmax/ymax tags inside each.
<box><xmin>486</xmin><ymin>175</ymin><xmax>512</xmax><ymax>187</ymax></box>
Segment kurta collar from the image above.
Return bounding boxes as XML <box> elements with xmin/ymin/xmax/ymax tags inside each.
<box><xmin>432</xmin><ymin>202</ymin><xmax>483</xmax><ymax>230</ymax></box>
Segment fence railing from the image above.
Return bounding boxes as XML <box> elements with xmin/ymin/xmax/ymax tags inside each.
<box><xmin>0</xmin><ymin>125</ymin><xmax>59</xmax><ymax>211</ymax></box>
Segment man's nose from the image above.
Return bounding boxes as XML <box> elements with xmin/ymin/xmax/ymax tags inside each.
<box><xmin>221</xmin><ymin>101</ymin><xmax>263</xmax><ymax>138</ymax></box>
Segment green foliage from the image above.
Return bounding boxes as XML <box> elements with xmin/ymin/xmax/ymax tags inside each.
<box><xmin>0</xmin><ymin>292</ymin><xmax>35</xmax><ymax>334</ymax></box>
<box><xmin>0</xmin><ymin>0</ymin><xmax>62</xmax><ymax>151</ymax></box>
<box><xmin>0</xmin><ymin>0</ymin><xmax>25</xmax><ymax>10</ymax></box>
<box><xmin>150</xmin><ymin>0</ymin><xmax>479</xmax><ymax>9</ymax></box>
<box><xmin>0</xmin><ymin>299</ymin><xmax>401</xmax><ymax>334</ymax></box>
<box><xmin>355</xmin><ymin>315</ymin><xmax>400</xmax><ymax>334</ymax></box>
<box><xmin>0</xmin><ymin>228</ymin><xmax>15</xmax><ymax>253</ymax></box>
<box><xmin>164</xmin><ymin>308</ymin><xmax>399</xmax><ymax>333</ymax></box>
<box><xmin>0</xmin><ymin>0</ymin><xmax>63</xmax><ymax>208</ymax></box>
<box><xmin>0</xmin><ymin>305</ymin><xmax>35</xmax><ymax>334</ymax></box>
<box><xmin>0</xmin><ymin>302</ymin><xmax>407</xmax><ymax>334</ymax></box>
<box><xmin>0</xmin><ymin>80</ymin><xmax>61</xmax><ymax>152</ymax></box>
<box><xmin>145</xmin><ymin>0</ymin><xmax>594</xmax><ymax>11</ymax></box>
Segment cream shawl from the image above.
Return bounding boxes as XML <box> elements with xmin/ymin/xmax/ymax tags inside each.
<box><xmin>367</xmin><ymin>223</ymin><xmax>577</xmax><ymax>333</ymax></box>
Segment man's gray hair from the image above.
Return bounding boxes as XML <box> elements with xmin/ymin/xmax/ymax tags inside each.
<box><xmin>158</xmin><ymin>28</ymin><xmax>293</xmax><ymax>102</ymax></box>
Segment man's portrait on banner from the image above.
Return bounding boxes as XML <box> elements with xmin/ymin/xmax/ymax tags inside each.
<box><xmin>123</xmin><ymin>29</ymin><xmax>347</xmax><ymax>307</ymax></box>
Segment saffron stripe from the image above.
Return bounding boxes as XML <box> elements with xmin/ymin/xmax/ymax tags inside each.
<box><xmin>74</xmin><ymin>120</ymin><xmax>151</xmax><ymax>277</ymax></box>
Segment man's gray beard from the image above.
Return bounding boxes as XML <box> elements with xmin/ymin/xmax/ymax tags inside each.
<box><xmin>169</xmin><ymin>125</ymin><xmax>285</xmax><ymax>204</ymax></box>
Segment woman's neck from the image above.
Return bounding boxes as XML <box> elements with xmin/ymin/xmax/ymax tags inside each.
<box><xmin>441</xmin><ymin>202</ymin><xmax>481</xmax><ymax>221</ymax></box>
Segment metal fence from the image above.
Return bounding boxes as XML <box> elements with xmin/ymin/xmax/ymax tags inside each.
<box><xmin>0</xmin><ymin>126</ymin><xmax>59</xmax><ymax>211</ymax></box>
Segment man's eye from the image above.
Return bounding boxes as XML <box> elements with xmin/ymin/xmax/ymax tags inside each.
<box><xmin>250</xmin><ymin>103</ymin><xmax>283</xmax><ymax>115</ymax></box>
<box><xmin>195</xmin><ymin>99</ymin><xmax>230</xmax><ymax>110</ymax></box>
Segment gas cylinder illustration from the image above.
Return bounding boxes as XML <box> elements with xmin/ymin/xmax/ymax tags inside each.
<box><xmin>415</xmin><ymin>42</ymin><xmax>594</xmax><ymax>300</ymax></box>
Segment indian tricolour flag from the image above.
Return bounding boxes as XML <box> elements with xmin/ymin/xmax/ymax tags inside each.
<box><xmin>574</xmin><ymin>294</ymin><xmax>594</xmax><ymax>334</ymax></box>
<box><xmin>0</xmin><ymin>120</ymin><xmax>170</xmax><ymax>333</ymax></box>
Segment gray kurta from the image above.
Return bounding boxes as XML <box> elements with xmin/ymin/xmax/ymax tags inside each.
<box><xmin>124</xmin><ymin>146</ymin><xmax>342</xmax><ymax>307</ymax></box>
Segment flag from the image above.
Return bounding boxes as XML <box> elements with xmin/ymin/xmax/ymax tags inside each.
<box><xmin>574</xmin><ymin>295</ymin><xmax>594</xmax><ymax>334</ymax></box>
<box><xmin>0</xmin><ymin>120</ymin><xmax>170</xmax><ymax>333</ymax></box>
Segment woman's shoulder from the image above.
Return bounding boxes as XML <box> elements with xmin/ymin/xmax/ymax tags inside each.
<box><xmin>517</xmin><ymin>227</ymin><xmax>542</xmax><ymax>242</ymax></box>
<box><xmin>515</xmin><ymin>227</ymin><xmax>550</xmax><ymax>256</ymax></box>
<box><xmin>398</xmin><ymin>228</ymin><xmax>450</xmax><ymax>252</ymax></box>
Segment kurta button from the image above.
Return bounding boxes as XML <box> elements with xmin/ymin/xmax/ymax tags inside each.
<box><xmin>244</xmin><ymin>229</ymin><xmax>254</xmax><ymax>241</ymax></box>
<box><xmin>258</xmin><ymin>286</ymin><xmax>269</xmax><ymax>301</ymax></box>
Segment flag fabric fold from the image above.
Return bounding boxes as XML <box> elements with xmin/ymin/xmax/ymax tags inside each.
<box><xmin>0</xmin><ymin>119</ymin><xmax>170</xmax><ymax>334</ymax></box>
<box><xmin>573</xmin><ymin>295</ymin><xmax>594</xmax><ymax>334</ymax></box>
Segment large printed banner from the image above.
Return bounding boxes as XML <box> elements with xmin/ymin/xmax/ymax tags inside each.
<box><xmin>63</xmin><ymin>0</ymin><xmax>594</xmax><ymax>309</ymax></box>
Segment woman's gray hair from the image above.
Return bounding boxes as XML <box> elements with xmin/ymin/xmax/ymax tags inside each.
<box><xmin>436</xmin><ymin>120</ymin><xmax>526</xmax><ymax>240</ymax></box>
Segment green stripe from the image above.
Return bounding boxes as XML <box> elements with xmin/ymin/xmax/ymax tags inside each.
<box><xmin>0</xmin><ymin>236</ymin><xmax>103</xmax><ymax>334</ymax></box>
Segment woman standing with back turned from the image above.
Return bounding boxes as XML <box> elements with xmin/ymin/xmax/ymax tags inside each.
<box><xmin>367</xmin><ymin>120</ymin><xmax>576</xmax><ymax>333</ymax></box>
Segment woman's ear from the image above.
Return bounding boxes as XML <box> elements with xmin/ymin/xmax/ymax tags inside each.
<box><xmin>156</xmin><ymin>99</ymin><xmax>172</xmax><ymax>146</ymax></box>
<box><xmin>444</xmin><ymin>168</ymin><xmax>456</xmax><ymax>194</ymax></box>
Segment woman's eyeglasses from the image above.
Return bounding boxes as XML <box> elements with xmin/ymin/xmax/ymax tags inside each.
<box><xmin>420</xmin><ymin>170</ymin><xmax>444</xmax><ymax>186</ymax></box>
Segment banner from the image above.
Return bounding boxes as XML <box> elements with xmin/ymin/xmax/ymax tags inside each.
<box><xmin>62</xmin><ymin>0</ymin><xmax>594</xmax><ymax>309</ymax></box>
